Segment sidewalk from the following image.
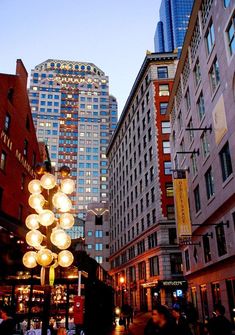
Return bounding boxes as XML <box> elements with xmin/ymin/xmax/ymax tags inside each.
<box><xmin>108</xmin><ymin>312</ymin><xmax>151</xmax><ymax>335</ymax></box>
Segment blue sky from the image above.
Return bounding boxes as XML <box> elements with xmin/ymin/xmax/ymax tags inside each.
<box><xmin>0</xmin><ymin>0</ymin><xmax>160</xmax><ymax>114</ymax></box>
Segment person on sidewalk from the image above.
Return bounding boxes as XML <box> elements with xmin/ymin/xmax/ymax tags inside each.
<box><xmin>122</xmin><ymin>303</ymin><xmax>132</xmax><ymax>330</ymax></box>
<box><xmin>206</xmin><ymin>304</ymin><xmax>232</xmax><ymax>335</ymax></box>
<box><xmin>144</xmin><ymin>305</ymin><xmax>177</xmax><ymax>335</ymax></box>
<box><xmin>0</xmin><ymin>305</ymin><xmax>16</xmax><ymax>335</ymax></box>
<box><xmin>172</xmin><ymin>306</ymin><xmax>193</xmax><ymax>335</ymax></box>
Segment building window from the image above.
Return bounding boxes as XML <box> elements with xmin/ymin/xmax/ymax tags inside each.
<box><xmin>159</xmin><ymin>84</ymin><xmax>169</xmax><ymax>96</ymax></box>
<box><xmin>23</xmin><ymin>139</ymin><xmax>28</xmax><ymax>157</ymax></box>
<box><xmin>169</xmin><ymin>228</ymin><xmax>177</xmax><ymax>245</ymax></box>
<box><xmin>95</xmin><ymin>256</ymin><xmax>103</xmax><ymax>264</ymax></box>
<box><xmin>167</xmin><ymin>205</ymin><xmax>175</xmax><ymax>220</ymax></box>
<box><xmin>205</xmin><ymin>167</ymin><xmax>215</xmax><ymax>199</ymax></box>
<box><xmin>203</xmin><ymin>235</ymin><xmax>212</xmax><ymax>263</ymax></box>
<box><xmin>205</xmin><ymin>21</ymin><xmax>215</xmax><ymax>54</ymax></box>
<box><xmin>185</xmin><ymin>89</ymin><xmax>191</xmax><ymax>111</ymax></box>
<box><xmin>161</xmin><ymin>121</ymin><xmax>171</xmax><ymax>134</ymax></box>
<box><xmin>148</xmin><ymin>232</ymin><xmax>157</xmax><ymax>249</ymax></box>
<box><xmin>95</xmin><ymin>243</ymin><xmax>103</xmax><ymax>251</ymax></box>
<box><xmin>191</xmin><ymin>154</ymin><xmax>198</xmax><ymax>176</ymax></box>
<box><xmin>215</xmin><ymin>224</ymin><xmax>227</xmax><ymax>256</ymax></box>
<box><xmin>4</xmin><ymin>113</ymin><xmax>11</xmax><ymax>133</ymax></box>
<box><xmin>219</xmin><ymin>142</ymin><xmax>233</xmax><ymax>182</ymax></box>
<box><xmin>194</xmin><ymin>185</ymin><xmax>201</xmax><ymax>213</ymax></box>
<box><xmin>149</xmin><ymin>256</ymin><xmax>159</xmax><ymax>276</ymax></box>
<box><xmin>0</xmin><ymin>151</ymin><xmax>7</xmax><ymax>171</ymax></box>
<box><xmin>224</xmin><ymin>0</ymin><xmax>231</xmax><ymax>7</ymax></box>
<box><xmin>163</xmin><ymin>141</ymin><xmax>170</xmax><ymax>154</ymax></box>
<box><xmin>194</xmin><ymin>59</ymin><xmax>201</xmax><ymax>87</ymax></box>
<box><xmin>185</xmin><ymin>249</ymin><xmax>190</xmax><ymax>271</ymax></box>
<box><xmin>187</xmin><ymin>119</ymin><xmax>194</xmax><ymax>143</ymax></box>
<box><xmin>95</xmin><ymin>215</ymin><xmax>103</xmax><ymax>225</ymax></box>
<box><xmin>160</xmin><ymin>102</ymin><xmax>168</xmax><ymax>115</ymax></box>
<box><xmin>170</xmin><ymin>253</ymin><xmax>183</xmax><ymax>275</ymax></box>
<box><xmin>209</xmin><ymin>58</ymin><xmax>220</xmax><ymax>94</ymax></box>
<box><xmin>227</xmin><ymin>14</ymin><xmax>235</xmax><ymax>55</ymax></box>
<box><xmin>197</xmin><ymin>92</ymin><xmax>205</xmax><ymax>120</ymax></box>
<box><xmin>157</xmin><ymin>66</ymin><xmax>168</xmax><ymax>79</ymax></box>
<box><xmin>95</xmin><ymin>230</ymin><xmax>103</xmax><ymax>238</ymax></box>
<box><xmin>164</xmin><ymin>161</ymin><xmax>172</xmax><ymax>175</ymax></box>
<box><xmin>201</xmin><ymin>132</ymin><xmax>210</xmax><ymax>158</ymax></box>
<box><xmin>138</xmin><ymin>261</ymin><xmax>146</xmax><ymax>280</ymax></box>
<box><xmin>166</xmin><ymin>183</ymin><xmax>173</xmax><ymax>197</ymax></box>
<box><xmin>129</xmin><ymin>266</ymin><xmax>136</xmax><ymax>282</ymax></box>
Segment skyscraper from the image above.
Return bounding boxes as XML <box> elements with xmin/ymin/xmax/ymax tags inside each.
<box><xmin>154</xmin><ymin>0</ymin><xmax>194</xmax><ymax>53</ymax></box>
<box><xmin>29</xmin><ymin>59</ymin><xmax>118</xmax><ymax>220</ymax></box>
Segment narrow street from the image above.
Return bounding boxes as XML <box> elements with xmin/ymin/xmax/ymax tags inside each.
<box><xmin>108</xmin><ymin>312</ymin><xmax>151</xmax><ymax>335</ymax></box>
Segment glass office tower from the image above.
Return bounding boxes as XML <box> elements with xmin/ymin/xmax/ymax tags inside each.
<box><xmin>154</xmin><ymin>0</ymin><xmax>194</xmax><ymax>54</ymax></box>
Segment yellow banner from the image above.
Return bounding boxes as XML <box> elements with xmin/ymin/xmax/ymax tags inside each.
<box><xmin>173</xmin><ymin>171</ymin><xmax>191</xmax><ymax>241</ymax></box>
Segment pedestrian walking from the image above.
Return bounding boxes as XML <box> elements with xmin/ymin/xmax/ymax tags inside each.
<box><xmin>0</xmin><ymin>305</ymin><xmax>16</xmax><ymax>335</ymax></box>
<box><xmin>121</xmin><ymin>303</ymin><xmax>132</xmax><ymax>330</ymax></box>
<box><xmin>172</xmin><ymin>306</ymin><xmax>193</xmax><ymax>335</ymax></box>
<box><xmin>144</xmin><ymin>304</ymin><xmax>177</xmax><ymax>335</ymax></box>
<box><xmin>206</xmin><ymin>304</ymin><xmax>232</xmax><ymax>335</ymax></box>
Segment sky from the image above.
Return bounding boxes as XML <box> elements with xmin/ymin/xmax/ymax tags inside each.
<box><xmin>0</xmin><ymin>0</ymin><xmax>160</xmax><ymax>114</ymax></box>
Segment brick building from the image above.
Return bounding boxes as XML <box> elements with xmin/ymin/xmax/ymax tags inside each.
<box><xmin>0</xmin><ymin>59</ymin><xmax>41</xmax><ymax>276</ymax></box>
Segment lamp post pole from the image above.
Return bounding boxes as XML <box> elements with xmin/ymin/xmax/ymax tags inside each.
<box><xmin>23</xmin><ymin>164</ymin><xmax>75</xmax><ymax>335</ymax></box>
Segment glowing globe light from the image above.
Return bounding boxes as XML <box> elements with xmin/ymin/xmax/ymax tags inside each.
<box><xmin>57</xmin><ymin>234</ymin><xmax>71</xmax><ymax>250</ymax></box>
<box><xmin>50</xmin><ymin>228</ymin><xmax>67</xmax><ymax>247</ymax></box>
<box><xmin>60</xmin><ymin>179</ymin><xmax>75</xmax><ymax>194</ymax></box>
<box><xmin>59</xmin><ymin>213</ymin><xmax>74</xmax><ymax>229</ymax></box>
<box><xmin>52</xmin><ymin>192</ymin><xmax>72</xmax><ymax>212</ymax></box>
<box><xmin>23</xmin><ymin>251</ymin><xmax>37</xmax><ymax>268</ymax></box>
<box><xmin>58</xmin><ymin>250</ymin><xmax>74</xmax><ymax>267</ymax></box>
<box><xmin>28</xmin><ymin>179</ymin><xmax>41</xmax><ymax>194</ymax></box>
<box><xmin>25</xmin><ymin>214</ymin><xmax>39</xmax><ymax>230</ymax></box>
<box><xmin>36</xmin><ymin>248</ymin><xmax>53</xmax><ymax>266</ymax></box>
<box><xmin>28</xmin><ymin>194</ymin><xmax>45</xmax><ymax>210</ymax></box>
<box><xmin>35</xmin><ymin>206</ymin><xmax>44</xmax><ymax>214</ymax></box>
<box><xmin>26</xmin><ymin>229</ymin><xmax>43</xmax><ymax>248</ymax></box>
<box><xmin>39</xmin><ymin>210</ymin><xmax>55</xmax><ymax>227</ymax></box>
<box><xmin>40</xmin><ymin>173</ymin><xmax>56</xmax><ymax>190</ymax></box>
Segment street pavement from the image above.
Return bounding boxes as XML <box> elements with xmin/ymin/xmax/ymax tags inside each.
<box><xmin>108</xmin><ymin>312</ymin><xmax>151</xmax><ymax>335</ymax></box>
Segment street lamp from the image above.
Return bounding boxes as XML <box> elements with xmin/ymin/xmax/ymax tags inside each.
<box><xmin>119</xmin><ymin>276</ymin><xmax>125</xmax><ymax>307</ymax></box>
<box><xmin>23</xmin><ymin>165</ymin><xmax>75</xmax><ymax>335</ymax></box>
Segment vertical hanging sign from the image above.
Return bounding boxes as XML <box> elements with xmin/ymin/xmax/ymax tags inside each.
<box><xmin>173</xmin><ymin>170</ymin><xmax>192</xmax><ymax>244</ymax></box>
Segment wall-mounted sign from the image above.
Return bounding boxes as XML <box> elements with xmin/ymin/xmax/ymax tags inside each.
<box><xmin>173</xmin><ymin>170</ymin><xmax>191</xmax><ymax>243</ymax></box>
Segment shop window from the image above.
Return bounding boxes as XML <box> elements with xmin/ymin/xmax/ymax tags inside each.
<box><xmin>211</xmin><ymin>283</ymin><xmax>221</xmax><ymax>307</ymax></box>
<box><xmin>200</xmin><ymin>285</ymin><xmax>209</xmax><ymax>321</ymax></box>
<box><xmin>226</xmin><ymin>279</ymin><xmax>235</xmax><ymax>325</ymax></box>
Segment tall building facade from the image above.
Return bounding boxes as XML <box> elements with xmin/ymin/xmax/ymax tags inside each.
<box><xmin>29</xmin><ymin>59</ymin><xmax>118</xmax><ymax>220</ymax></box>
<box><xmin>107</xmin><ymin>52</ymin><xmax>185</xmax><ymax>312</ymax></box>
<box><xmin>168</xmin><ymin>0</ymin><xmax>235</xmax><ymax>325</ymax></box>
<box><xmin>154</xmin><ymin>0</ymin><xmax>194</xmax><ymax>54</ymax></box>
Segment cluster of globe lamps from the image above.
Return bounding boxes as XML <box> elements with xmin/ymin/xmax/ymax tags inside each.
<box><xmin>23</xmin><ymin>172</ymin><xmax>75</xmax><ymax>275</ymax></box>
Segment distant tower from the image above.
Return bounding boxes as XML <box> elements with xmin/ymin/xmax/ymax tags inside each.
<box><xmin>29</xmin><ymin>59</ymin><xmax>118</xmax><ymax>220</ymax></box>
<box><xmin>154</xmin><ymin>0</ymin><xmax>194</xmax><ymax>54</ymax></box>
